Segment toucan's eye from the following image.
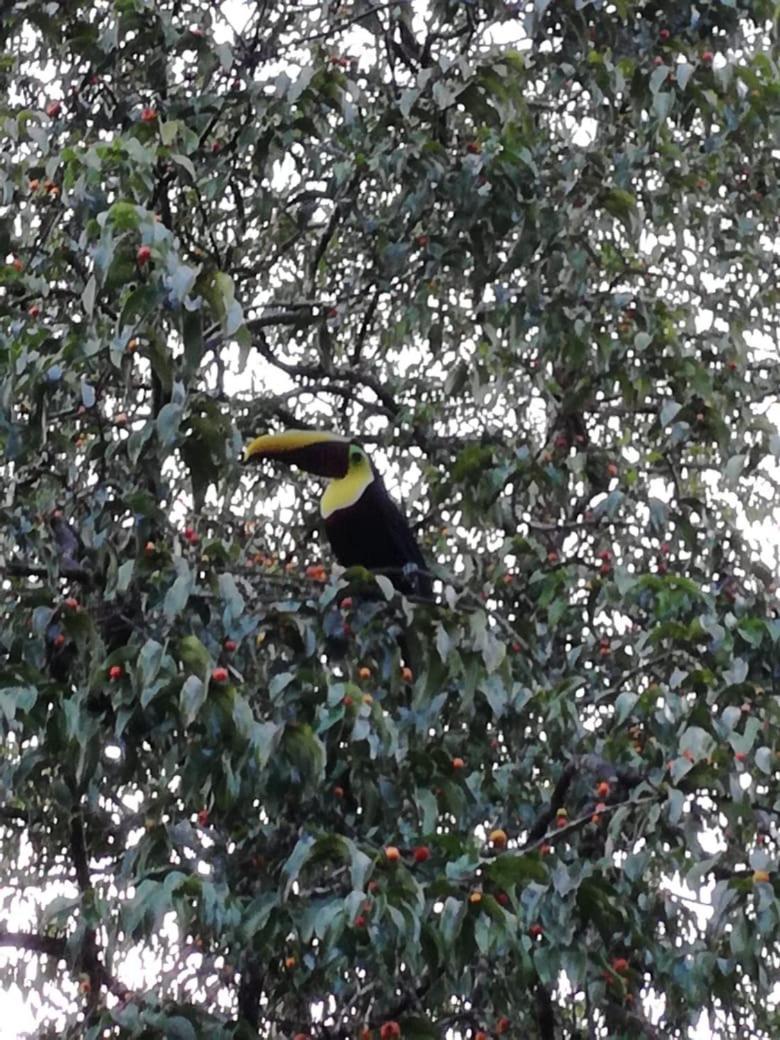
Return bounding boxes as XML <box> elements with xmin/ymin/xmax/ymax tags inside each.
<box><xmin>350</xmin><ymin>448</ymin><xmax>363</xmax><ymax>464</ymax></box>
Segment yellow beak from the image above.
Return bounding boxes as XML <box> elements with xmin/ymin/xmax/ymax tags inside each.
<box><xmin>244</xmin><ymin>429</ymin><xmax>351</xmax><ymax>478</ymax></box>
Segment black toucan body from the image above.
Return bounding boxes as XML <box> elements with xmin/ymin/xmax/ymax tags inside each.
<box><xmin>244</xmin><ymin>430</ymin><xmax>432</xmax><ymax>599</ymax></box>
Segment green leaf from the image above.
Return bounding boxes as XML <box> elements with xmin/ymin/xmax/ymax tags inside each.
<box><xmin>180</xmin><ymin>675</ymin><xmax>206</xmax><ymax>725</ymax></box>
<box><xmin>164</xmin><ymin>567</ymin><xmax>193</xmax><ymax>620</ymax></box>
<box><xmin>486</xmin><ymin>854</ymin><xmax>547</xmax><ymax>887</ymax></box>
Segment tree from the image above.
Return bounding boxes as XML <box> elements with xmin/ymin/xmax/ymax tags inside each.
<box><xmin>1</xmin><ymin>0</ymin><xmax>779</xmax><ymax>1037</ymax></box>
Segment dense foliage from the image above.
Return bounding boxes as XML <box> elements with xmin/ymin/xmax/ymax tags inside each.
<box><xmin>1</xmin><ymin>1</ymin><xmax>779</xmax><ymax>1037</ymax></box>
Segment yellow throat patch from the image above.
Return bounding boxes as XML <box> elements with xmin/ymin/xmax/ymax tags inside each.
<box><xmin>320</xmin><ymin>447</ymin><xmax>373</xmax><ymax>519</ymax></box>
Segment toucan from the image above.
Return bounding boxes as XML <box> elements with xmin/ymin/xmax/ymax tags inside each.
<box><xmin>244</xmin><ymin>430</ymin><xmax>432</xmax><ymax>599</ymax></box>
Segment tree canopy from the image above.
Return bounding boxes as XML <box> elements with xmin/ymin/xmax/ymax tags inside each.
<box><xmin>1</xmin><ymin>1</ymin><xmax>780</xmax><ymax>1037</ymax></box>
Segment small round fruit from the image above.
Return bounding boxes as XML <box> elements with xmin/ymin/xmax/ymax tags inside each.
<box><xmin>223</xmin><ymin>639</ymin><xmax>238</xmax><ymax>652</ymax></box>
<box><xmin>489</xmin><ymin>828</ymin><xmax>508</xmax><ymax>848</ymax></box>
<box><xmin>46</xmin><ymin>100</ymin><xmax>62</xmax><ymax>118</ymax></box>
<box><xmin>596</xmin><ymin>780</ymin><xmax>610</xmax><ymax>798</ymax></box>
<box><xmin>340</xmin><ymin>596</ymin><xmax>353</xmax><ymax>610</ymax></box>
<box><xmin>701</xmin><ymin>50</ymin><xmax>714</xmax><ymax>63</ymax></box>
<box><xmin>452</xmin><ymin>756</ymin><xmax>465</xmax><ymax>770</ymax></box>
<box><xmin>413</xmin><ymin>845</ymin><xmax>430</xmax><ymax>863</ymax></box>
<box><xmin>612</xmin><ymin>956</ymin><xmax>630</xmax><ymax>974</ymax></box>
<box><xmin>211</xmin><ymin>667</ymin><xmax>229</xmax><ymax>683</ymax></box>
<box><xmin>64</xmin><ymin>597</ymin><xmax>79</xmax><ymax>610</ymax></box>
<box><xmin>358</xmin><ymin>666</ymin><xmax>372</xmax><ymax>679</ymax></box>
<box><xmin>53</xmin><ymin>633</ymin><xmax>66</xmax><ymax>649</ymax></box>
<box><xmin>379</xmin><ymin>1023</ymin><xmax>401</xmax><ymax>1040</ymax></box>
<box><xmin>468</xmin><ymin>890</ymin><xmax>482</xmax><ymax>904</ymax></box>
<box><xmin>136</xmin><ymin>245</ymin><xmax>152</xmax><ymax>265</ymax></box>
<box><xmin>144</xmin><ymin>541</ymin><xmax>156</xmax><ymax>556</ymax></box>
<box><xmin>140</xmin><ymin>106</ymin><xmax>157</xmax><ymax>122</ymax></box>
<box><xmin>384</xmin><ymin>845</ymin><xmax>401</xmax><ymax>863</ymax></box>
<box><xmin>659</xmin><ymin>28</ymin><xmax>671</xmax><ymax>41</ymax></box>
<box><xmin>529</xmin><ymin>923</ymin><xmax>543</xmax><ymax>938</ymax></box>
<box><xmin>197</xmin><ymin>808</ymin><xmax>209</xmax><ymax>826</ymax></box>
<box><xmin>496</xmin><ymin>1017</ymin><xmax>510</xmax><ymax>1035</ymax></box>
<box><xmin>108</xmin><ymin>665</ymin><xmax>124</xmax><ymax>681</ymax></box>
<box><xmin>284</xmin><ymin>956</ymin><xmax>296</xmax><ymax>969</ymax></box>
<box><xmin>400</xmin><ymin>666</ymin><xmax>413</xmax><ymax>683</ymax></box>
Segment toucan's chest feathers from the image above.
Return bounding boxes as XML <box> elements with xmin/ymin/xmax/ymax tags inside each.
<box><xmin>320</xmin><ymin>457</ymin><xmax>374</xmax><ymax>519</ymax></box>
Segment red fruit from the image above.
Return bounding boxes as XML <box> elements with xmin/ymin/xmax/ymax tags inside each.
<box><xmin>354</xmin><ymin>914</ymin><xmax>366</xmax><ymax>928</ymax></box>
<box><xmin>333</xmin><ymin>785</ymin><xmax>345</xmax><ymax>798</ymax></box>
<box><xmin>108</xmin><ymin>665</ymin><xmax>124</xmax><ymax>681</ymax></box>
<box><xmin>596</xmin><ymin>780</ymin><xmax>610</xmax><ymax>798</ymax></box>
<box><xmin>27</xmin><ymin>305</ymin><xmax>40</xmax><ymax>318</ymax></box>
<box><xmin>400</xmin><ymin>666</ymin><xmax>413</xmax><ymax>683</ymax></box>
<box><xmin>211</xmin><ymin>667</ymin><xmax>229</xmax><ymax>683</ymax></box>
<box><xmin>451</xmin><ymin>756</ymin><xmax>465</xmax><ymax>770</ymax></box>
<box><xmin>496</xmin><ymin>1017</ymin><xmax>510</xmax><ymax>1035</ymax></box>
<box><xmin>64</xmin><ymin>597</ymin><xmax>79</xmax><ymax>610</ymax></box>
<box><xmin>114</xmin><ymin>412</ymin><xmax>128</xmax><ymax>428</ymax></box>
<box><xmin>53</xmin><ymin>633</ymin><xmax>66</xmax><ymax>649</ymax></box>
<box><xmin>413</xmin><ymin>845</ymin><xmax>430</xmax><ymax>863</ymax></box>
<box><xmin>144</xmin><ymin>541</ymin><xmax>156</xmax><ymax>556</ymax></box>
<box><xmin>659</xmin><ymin>28</ymin><xmax>671</xmax><ymax>41</ymax></box>
<box><xmin>340</xmin><ymin>597</ymin><xmax>353</xmax><ymax>610</ymax></box>
<box><xmin>701</xmin><ymin>51</ymin><xmax>714</xmax><ymax>63</ymax></box>
<box><xmin>466</xmin><ymin>141</ymin><xmax>481</xmax><ymax>154</ymax></box>
<box><xmin>11</xmin><ymin>257</ymin><xmax>23</xmax><ymax>272</ymax></box>
<box><xmin>415</xmin><ymin>234</ymin><xmax>429</xmax><ymax>247</ymax></box>
<box><xmin>342</xmin><ymin>695</ymin><xmax>353</xmax><ymax>708</ymax></box>
<box><xmin>511</xmin><ymin>641</ymin><xmax>522</xmax><ymax>653</ymax></box>
<box><xmin>46</xmin><ymin>100</ymin><xmax>61</xmax><ymax>118</ymax></box>
<box><xmin>529</xmin><ymin>923</ymin><xmax>543</xmax><ymax>938</ymax></box>
<box><xmin>384</xmin><ymin>845</ymin><xmax>401</xmax><ymax>862</ymax></box>
<box><xmin>607</xmin><ymin>461</ymin><xmax>619</xmax><ymax>477</ymax></box>
<box><xmin>136</xmin><ymin>245</ymin><xmax>152</xmax><ymax>265</ymax></box>
<box><xmin>379</xmin><ymin>1024</ymin><xmax>401</xmax><ymax>1040</ymax></box>
<box><xmin>652</xmin><ymin>55</ymin><xmax>664</xmax><ymax>67</ymax></box>
<box><xmin>223</xmin><ymin>639</ymin><xmax>238</xmax><ymax>652</ymax></box>
<box><xmin>547</xmin><ymin>550</ymin><xmax>558</xmax><ymax>563</ymax></box>
<box><xmin>539</xmin><ymin>842</ymin><xmax>552</xmax><ymax>855</ymax></box>
<box><xmin>183</xmin><ymin>527</ymin><xmax>199</xmax><ymax>544</ymax></box>
<box><xmin>591</xmin><ymin>801</ymin><xmax>608</xmax><ymax>824</ymax></box>
<box><xmin>496</xmin><ymin>891</ymin><xmax>510</xmax><ymax>906</ymax></box>
<box><xmin>475</xmin><ymin>1033</ymin><xmax>488</xmax><ymax>1040</ymax></box>
<box><xmin>197</xmin><ymin>808</ymin><xmax>209</xmax><ymax>826</ymax></box>
<box><xmin>140</xmin><ymin>106</ymin><xmax>157</xmax><ymax>122</ymax></box>
<box><xmin>734</xmin><ymin>751</ymin><xmax>747</xmax><ymax>762</ymax></box>
<box><xmin>612</xmin><ymin>957</ymin><xmax>630</xmax><ymax>975</ymax></box>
